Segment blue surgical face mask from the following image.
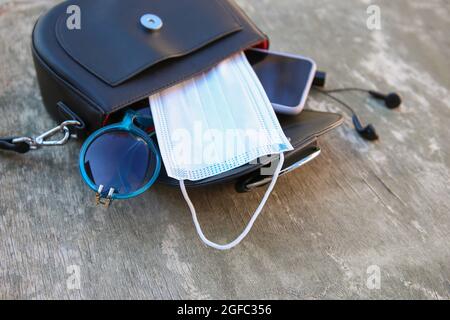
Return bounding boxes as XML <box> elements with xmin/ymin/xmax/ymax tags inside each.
<box><xmin>150</xmin><ymin>52</ymin><xmax>293</xmax><ymax>250</ymax></box>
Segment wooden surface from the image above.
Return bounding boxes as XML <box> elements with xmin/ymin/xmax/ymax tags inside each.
<box><xmin>0</xmin><ymin>0</ymin><xmax>449</xmax><ymax>299</ymax></box>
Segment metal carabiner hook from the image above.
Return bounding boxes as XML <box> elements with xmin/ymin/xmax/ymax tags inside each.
<box><xmin>34</xmin><ymin>120</ymin><xmax>79</xmax><ymax>147</ymax></box>
<box><xmin>12</xmin><ymin>120</ymin><xmax>81</xmax><ymax>150</ymax></box>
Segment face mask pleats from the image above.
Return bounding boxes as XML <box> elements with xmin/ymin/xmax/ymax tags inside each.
<box><xmin>149</xmin><ymin>52</ymin><xmax>293</xmax><ymax>181</ymax></box>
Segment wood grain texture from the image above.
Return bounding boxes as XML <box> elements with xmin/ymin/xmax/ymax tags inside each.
<box><xmin>0</xmin><ymin>0</ymin><xmax>449</xmax><ymax>299</ymax></box>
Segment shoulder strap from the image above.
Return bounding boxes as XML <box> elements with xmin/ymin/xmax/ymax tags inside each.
<box><xmin>0</xmin><ymin>120</ymin><xmax>81</xmax><ymax>155</ymax></box>
<box><xmin>0</xmin><ymin>137</ymin><xmax>31</xmax><ymax>154</ymax></box>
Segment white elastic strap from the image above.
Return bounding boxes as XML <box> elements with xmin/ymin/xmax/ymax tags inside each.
<box><xmin>180</xmin><ymin>153</ymin><xmax>285</xmax><ymax>250</ymax></box>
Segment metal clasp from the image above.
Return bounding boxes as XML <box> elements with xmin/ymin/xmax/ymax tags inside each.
<box><xmin>12</xmin><ymin>120</ymin><xmax>81</xmax><ymax>150</ymax></box>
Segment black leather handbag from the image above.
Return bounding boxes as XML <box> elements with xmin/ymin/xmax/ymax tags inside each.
<box><xmin>33</xmin><ymin>0</ymin><xmax>271</xmax><ymax>134</ymax></box>
<box><xmin>17</xmin><ymin>0</ymin><xmax>343</xmax><ymax>191</ymax></box>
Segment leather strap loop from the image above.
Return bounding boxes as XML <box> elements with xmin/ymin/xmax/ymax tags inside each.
<box><xmin>0</xmin><ymin>137</ymin><xmax>31</xmax><ymax>154</ymax></box>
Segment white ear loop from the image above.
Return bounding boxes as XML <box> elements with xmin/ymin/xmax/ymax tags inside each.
<box><xmin>180</xmin><ymin>153</ymin><xmax>285</xmax><ymax>250</ymax></box>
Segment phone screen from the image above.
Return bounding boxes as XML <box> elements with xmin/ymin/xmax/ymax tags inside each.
<box><xmin>246</xmin><ymin>49</ymin><xmax>315</xmax><ymax>108</ymax></box>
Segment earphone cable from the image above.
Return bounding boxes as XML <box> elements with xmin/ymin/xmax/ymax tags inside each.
<box><xmin>318</xmin><ymin>87</ymin><xmax>372</xmax><ymax>94</ymax></box>
<box><xmin>313</xmin><ymin>88</ymin><xmax>357</xmax><ymax>117</ymax></box>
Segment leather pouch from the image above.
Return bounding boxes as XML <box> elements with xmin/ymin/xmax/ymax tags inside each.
<box><xmin>32</xmin><ymin>0</ymin><xmax>343</xmax><ymax>189</ymax></box>
<box><xmin>161</xmin><ymin>110</ymin><xmax>343</xmax><ymax>190</ymax></box>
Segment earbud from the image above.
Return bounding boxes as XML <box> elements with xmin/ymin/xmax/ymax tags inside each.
<box><xmin>368</xmin><ymin>91</ymin><xmax>402</xmax><ymax>109</ymax></box>
<box><xmin>313</xmin><ymin>81</ymin><xmax>402</xmax><ymax>142</ymax></box>
<box><xmin>352</xmin><ymin>115</ymin><xmax>379</xmax><ymax>141</ymax></box>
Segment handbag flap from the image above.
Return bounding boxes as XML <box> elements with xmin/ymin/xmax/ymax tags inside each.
<box><xmin>56</xmin><ymin>0</ymin><xmax>243</xmax><ymax>86</ymax></box>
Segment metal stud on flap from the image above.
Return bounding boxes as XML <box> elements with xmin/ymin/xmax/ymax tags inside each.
<box><xmin>140</xmin><ymin>14</ymin><xmax>163</xmax><ymax>31</ymax></box>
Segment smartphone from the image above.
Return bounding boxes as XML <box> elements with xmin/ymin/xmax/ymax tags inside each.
<box><xmin>246</xmin><ymin>48</ymin><xmax>317</xmax><ymax>115</ymax></box>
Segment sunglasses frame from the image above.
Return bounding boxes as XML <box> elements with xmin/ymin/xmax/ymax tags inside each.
<box><xmin>79</xmin><ymin>110</ymin><xmax>161</xmax><ymax>200</ymax></box>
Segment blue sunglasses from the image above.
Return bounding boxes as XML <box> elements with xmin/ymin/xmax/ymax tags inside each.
<box><xmin>79</xmin><ymin>109</ymin><xmax>161</xmax><ymax>206</ymax></box>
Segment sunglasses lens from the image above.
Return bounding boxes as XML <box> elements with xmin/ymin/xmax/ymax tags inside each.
<box><xmin>83</xmin><ymin>131</ymin><xmax>158</xmax><ymax>196</ymax></box>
